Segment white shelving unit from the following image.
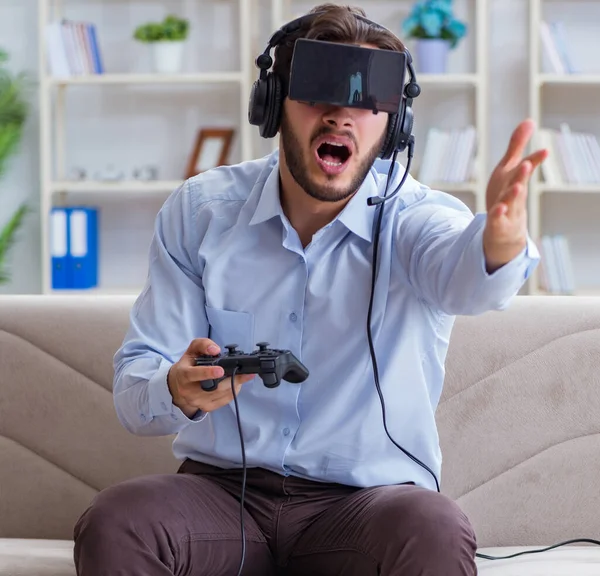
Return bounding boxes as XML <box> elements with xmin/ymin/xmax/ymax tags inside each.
<box><xmin>528</xmin><ymin>0</ymin><xmax>600</xmax><ymax>296</ymax></box>
<box><xmin>37</xmin><ymin>0</ymin><xmax>255</xmax><ymax>295</ymax></box>
<box><xmin>265</xmin><ymin>0</ymin><xmax>489</xmax><ymax>214</ymax></box>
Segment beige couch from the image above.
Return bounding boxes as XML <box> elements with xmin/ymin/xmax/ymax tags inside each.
<box><xmin>1</xmin><ymin>294</ymin><xmax>600</xmax><ymax>575</ymax></box>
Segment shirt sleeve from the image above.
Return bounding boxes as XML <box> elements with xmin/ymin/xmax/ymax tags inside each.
<box><xmin>395</xmin><ymin>193</ymin><xmax>540</xmax><ymax>316</ymax></box>
<box><xmin>112</xmin><ymin>181</ymin><xmax>210</xmax><ymax>436</ymax></box>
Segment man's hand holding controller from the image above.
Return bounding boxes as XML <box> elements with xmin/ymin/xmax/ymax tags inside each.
<box><xmin>167</xmin><ymin>338</ymin><xmax>255</xmax><ymax>418</ymax></box>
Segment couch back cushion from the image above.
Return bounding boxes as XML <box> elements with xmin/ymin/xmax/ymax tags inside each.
<box><xmin>1</xmin><ymin>295</ymin><xmax>599</xmax><ymax>547</ymax></box>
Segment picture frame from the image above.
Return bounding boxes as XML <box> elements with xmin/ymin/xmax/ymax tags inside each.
<box><xmin>185</xmin><ymin>128</ymin><xmax>235</xmax><ymax>179</ymax></box>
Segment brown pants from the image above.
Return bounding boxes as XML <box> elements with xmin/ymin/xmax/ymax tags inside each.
<box><xmin>73</xmin><ymin>459</ymin><xmax>477</xmax><ymax>575</ymax></box>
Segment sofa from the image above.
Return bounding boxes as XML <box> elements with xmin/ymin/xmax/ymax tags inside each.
<box><xmin>1</xmin><ymin>294</ymin><xmax>600</xmax><ymax>575</ymax></box>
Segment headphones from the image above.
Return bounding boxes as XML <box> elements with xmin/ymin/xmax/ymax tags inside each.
<box><xmin>248</xmin><ymin>11</ymin><xmax>421</xmax><ymax>160</ymax></box>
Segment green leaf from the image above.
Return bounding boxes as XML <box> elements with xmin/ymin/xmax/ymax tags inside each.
<box><xmin>0</xmin><ymin>47</ymin><xmax>30</xmax><ymax>284</ymax></box>
<box><xmin>0</xmin><ymin>203</ymin><xmax>30</xmax><ymax>284</ymax></box>
<box><xmin>133</xmin><ymin>15</ymin><xmax>189</xmax><ymax>42</ymax></box>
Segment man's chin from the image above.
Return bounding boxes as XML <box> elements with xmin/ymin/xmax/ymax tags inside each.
<box><xmin>303</xmin><ymin>176</ymin><xmax>356</xmax><ymax>203</ymax></box>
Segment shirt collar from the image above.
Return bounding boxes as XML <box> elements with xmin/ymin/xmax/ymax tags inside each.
<box><xmin>249</xmin><ymin>151</ymin><xmax>381</xmax><ymax>243</ymax></box>
<box><xmin>248</xmin><ymin>152</ymin><xmax>283</xmax><ymax>227</ymax></box>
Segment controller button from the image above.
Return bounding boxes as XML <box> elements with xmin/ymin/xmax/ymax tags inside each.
<box><xmin>263</xmin><ymin>373</ymin><xmax>278</xmax><ymax>386</ymax></box>
<box><xmin>225</xmin><ymin>344</ymin><xmax>239</xmax><ymax>354</ymax></box>
<box><xmin>256</xmin><ymin>342</ymin><xmax>270</xmax><ymax>351</ymax></box>
<box><xmin>261</xmin><ymin>359</ymin><xmax>276</xmax><ymax>370</ymax></box>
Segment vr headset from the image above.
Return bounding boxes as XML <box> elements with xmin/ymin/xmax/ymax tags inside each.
<box><xmin>289</xmin><ymin>38</ymin><xmax>406</xmax><ymax>115</ymax></box>
<box><xmin>248</xmin><ymin>12</ymin><xmax>421</xmax><ymax>159</ymax></box>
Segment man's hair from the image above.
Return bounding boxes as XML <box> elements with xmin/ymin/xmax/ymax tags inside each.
<box><xmin>272</xmin><ymin>4</ymin><xmax>406</xmax><ymax>95</ymax></box>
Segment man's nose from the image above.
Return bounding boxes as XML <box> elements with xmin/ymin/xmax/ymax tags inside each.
<box><xmin>323</xmin><ymin>107</ymin><xmax>354</xmax><ymax>128</ymax></box>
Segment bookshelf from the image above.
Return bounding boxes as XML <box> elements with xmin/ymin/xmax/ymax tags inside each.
<box><xmin>259</xmin><ymin>0</ymin><xmax>489</xmax><ymax>215</ymax></box>
<box><xmin>37</xmin><ymin>0</ymin><xmax>255</xmax><ymax>295</ymax></box>
<box><xmin>528</xmin><ymin>0</ymin><xmax>600</xmax><ymax>296</ymax></box>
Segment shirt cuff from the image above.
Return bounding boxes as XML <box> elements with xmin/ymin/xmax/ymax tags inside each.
<box><xmin>147</xmin><ymin>357</ymin><xmax>208</xmax><ymax>424</ymax></box>
<box><xmin>473</xmin><ymin>213</ymin><xmax>541</xmax><ymax>282</ymax></box>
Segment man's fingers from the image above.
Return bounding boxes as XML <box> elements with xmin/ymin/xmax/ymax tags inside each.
<box><xmin>491</xmin><ymin>182</ymin><xmax>528</xmax><ymax>220</ymax></box>
<box><xmin>523</xmin><ymin>148</ymin><xmax>549</xmax><ymax>171</ymax></box>
<box><xmin>185</xmin><ymin>337</ymin><xmax>221</xmax><ymax>359</ymax></box>
<box><xmin>509</xmin><ymin>160</ymin><xmax>533</xmax><ymax>187</ymax></box>
<box><xmin>501</xmin><ymin>119</ymin><xmax>536</xmax><ymax>167</ymax></box>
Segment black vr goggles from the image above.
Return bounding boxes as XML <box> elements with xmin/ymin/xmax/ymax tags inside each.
<box><xmin>289</xmin><ymin>38</ymin><xmax>406</xmax><ymax>115</ymax></box>
<box><xmin>248</xmin><ymin>12</ymin><xmax>421</xmax><ymax>160</ymax></box>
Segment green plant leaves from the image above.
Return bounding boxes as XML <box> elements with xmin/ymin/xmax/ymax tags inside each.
<box><xmin>0</xmin><ymin>47</ymin><xmax>29</xmax><ymax>285</ymax></box>
<box><xmin>133</xmin><ymin>14</ymin><xmax>189</xmax><ymax>42</ymax></box>
<box><xmin>402</xmin><ymin>0</ymin><xmax>467</xmax><ymax>48</ymax></box>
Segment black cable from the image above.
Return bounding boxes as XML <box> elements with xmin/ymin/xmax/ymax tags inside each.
<box><xmin>366</xmin><ymin>142</ymin><xmax>441</xmax><ymax>494</ymax></box>
<box><xmin>367</xmin><ymin>146</ymin><xmax>600</xmax><ymax>562</ymax></box>
<box><xmin>230</xmin><ymin>366</ymin><xmax>247</xmax><ymax>576</ymax></box>
<box><xmin>475</xmin><ymin>538</ymin><xmax>600</xmax><ymax>560</ymax></box>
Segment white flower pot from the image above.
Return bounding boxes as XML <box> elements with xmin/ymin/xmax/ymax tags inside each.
<box><xmin>415</xmin><ymin>39</ymin><xmax>451</xmax><ymax>74</ymax></box>
<box><xmin>152</xmin><ymin>41</ymin><xmax>185</xmax><ymax>74</ymax></box>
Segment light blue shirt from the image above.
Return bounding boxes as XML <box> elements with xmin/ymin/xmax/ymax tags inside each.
<box><xmin>113</xmin><ymin>150</ymin><xmax>539</xmax><ymax>491</ymax></box>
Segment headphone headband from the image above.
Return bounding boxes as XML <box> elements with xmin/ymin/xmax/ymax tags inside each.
<box><xmin>248</xmin><ymin>10</ymin><xmax>421</xmax><ymax>159</ymax></box>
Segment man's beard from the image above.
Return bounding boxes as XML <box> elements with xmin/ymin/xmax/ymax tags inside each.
<box><xmin>279</xmin><ymin>113</ymin><xmax>385</xmax><ymax>203</ymax></box>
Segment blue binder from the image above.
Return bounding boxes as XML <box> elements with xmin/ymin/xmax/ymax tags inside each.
<box><xmin>68</xmin><ymin>207</ymin><xmax>99</xmax><ymax>289</ymax></box>
<box><xmin>50</xmin><ymin>206</ymin><xmax>99</xmax><ymax>289</ymax></box>
<box><xmin>50</xmin><ymin>207</ymin><xmax>69</xmax><ymax>289</ymax></box>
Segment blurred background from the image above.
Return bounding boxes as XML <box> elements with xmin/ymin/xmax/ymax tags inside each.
<box><xmin>0</xmin><ymin>0</ymin><xmax>598</xmax><ymax>297</ymax></box>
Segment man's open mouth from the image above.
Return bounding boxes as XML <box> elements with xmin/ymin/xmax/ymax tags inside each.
<box><xmin>316</xmin><ymin>141</ymin><xmax>352</xmax><ymax>167</ymax></box>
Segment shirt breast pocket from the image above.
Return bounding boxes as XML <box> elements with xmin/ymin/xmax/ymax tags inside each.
<box><xmin>204</xmin><ymin>306</ymin><xmax>255</xmax><ymax>353</ymax></box>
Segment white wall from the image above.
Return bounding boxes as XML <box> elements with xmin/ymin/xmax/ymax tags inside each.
<box><xmin>0</xmin><ymin>0</ymin><xmax>582</xmax><ymax>293</ymax></box>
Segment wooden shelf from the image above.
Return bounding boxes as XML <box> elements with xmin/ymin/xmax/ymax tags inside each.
<box><xmin>537</xmin><ymin>73</ymin><xmax>600</xmax><ymax>86</ymax></box>
<box><xmin>539</xmin><ymin>183</ymin><xmax>600</xmax><ymax>194</ymax></box>
<box><xmin>51</xmin><ymin>180</ymin><xmax>184</xmax><ymax>193</ymax></box>
<box><xmin>425</xmin><ymin>181</ymin><xmax>481</xmax><ymax>193</ymax></box>
<box><xmin>417</xmin><ymin>73</ymin><xmax>480</xmax><ymax>87</ymax></box>
<box><xmin>51</xmin><ymin>286</ymin><xmax>144</xmax><ymax>296</ymax></box>
<box><xmin>48</xmin><ymin>72</ymin><xmax>244</xmax><ymax>86</ymax></box>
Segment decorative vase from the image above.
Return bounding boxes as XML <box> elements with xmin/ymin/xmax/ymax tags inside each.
<box><xmin>415</xmin><ymin>39</ymin><xmax>451</xmax><ymax>74</ymax></box>
<box><xmin>152</xmin><ymin>41</ymin><xmax>185</xmax><ymax>74</ymax></box>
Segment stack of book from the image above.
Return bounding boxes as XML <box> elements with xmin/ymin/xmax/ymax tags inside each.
<box><xmin>45</xmin><ymin>19</ymin><xmax>104</xmax><ymax>77</ymax></box>
<box><xmin>539</xmin><ymin>20</ymin><xmax>579</xmax><ymax>75</ymax></box>
<box><xmin>538</xmin><ymin>124</ymin><xmax>600</xmax><ymax>186</ymax></box>
<box><xmin>417</xmin><ymin>126</ymin><xmax>477</xmax><ymax>185</ymax></box>
<box><xmin>538</xmin><ymin>234</ymin><xmax>576</xmax><ymax>294</ymax></box>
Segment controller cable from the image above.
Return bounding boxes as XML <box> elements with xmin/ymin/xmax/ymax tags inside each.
<box><xmin>229</xmin><ymin>365</ymin><xmax>247</xmax><ymax>576</ymax></box>
<box><xmin>365</xmin><ymin>138</ymin><xmax>600</xmax><ymax>562</ymax></box>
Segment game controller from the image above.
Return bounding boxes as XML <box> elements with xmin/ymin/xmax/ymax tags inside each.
<box><xmin>195</xmin><ymin>342</ymin><xmax>310</xmax><ymax>391</ymax></box>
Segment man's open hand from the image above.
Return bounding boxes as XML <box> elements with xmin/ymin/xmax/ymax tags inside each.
<box><xmin>483</xmin><ymin>119</ymin><xmax>548</xmax><ymax>273</ymax></box>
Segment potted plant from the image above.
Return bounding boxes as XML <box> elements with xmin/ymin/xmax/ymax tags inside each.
<box><xmin>402</xmin><ymin>0</ymin><xmax>467</xmax><ymax>74</ymax></box>
<box><xmin>0</xmin><ymin>48</ymin><xmax>29</xmax><ymax>286</ymax></box>
<box><xmin>133</xmin><ymin>14</ymin><xmax>190</xmax><ymax>74</ymax></box>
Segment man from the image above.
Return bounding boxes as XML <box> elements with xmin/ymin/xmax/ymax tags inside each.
<box><xmin>73</xmin><ymin>4</ymin><xmax>547</xmax><ymax>575</ymax></box>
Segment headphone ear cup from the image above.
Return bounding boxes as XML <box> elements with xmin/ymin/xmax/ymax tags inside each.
<box><xmin>248</xmin><ymin>78</ymin><xmax>267</xmax><ymax>128</ymax></box>
<box><xmin>380</xmin><ymin>113</ymin><xmax>399</xmax><ymax>160</ymax></box>
<box><xmin>397</xmin><ymin>105</ymin><xmax>414</xmax><ymax>153</ymax></box>
<box><xmin>261</xmin><ymin>73</ymin><xmax>283</xmax><ymax>139</ymax></box>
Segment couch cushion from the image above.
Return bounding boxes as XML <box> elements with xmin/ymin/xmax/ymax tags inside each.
<box><xmin>476</xmin><ymin>545</ymin><xmax>600</xmax><ymax>574</ymax></box>
<box><xmin>3</xmin><ymin>539</ymin><xmax>599</xmax><ymax>574</ymax></box>
<box><xmin>0</xmin><ymin>539</ymin><xmax>74</xmax><ymax>576</ymax></box>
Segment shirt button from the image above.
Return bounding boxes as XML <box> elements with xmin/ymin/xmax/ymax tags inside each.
<box><xmin>289</xmin><ymin>312</ymin><xmax>297</xmax><ymax>322</ymax></box>
<box><xmin>160</xmin><ymin>401</ymin><xmax>167</xmax><ymax>410</ymax></box>
<box><xmin>283</xmin><ymin>427</ymin><xmax>290</xmax><ymax>436</ymax></box>
<box><xmin>298</xmin><ymin>255</ymin><xmax>304</xmax><ymax>263</ymax></box>
<box><xmin>140</xmin><ymin>413</ymin><xmax>146</xmax><ymax>422</ymax></box>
